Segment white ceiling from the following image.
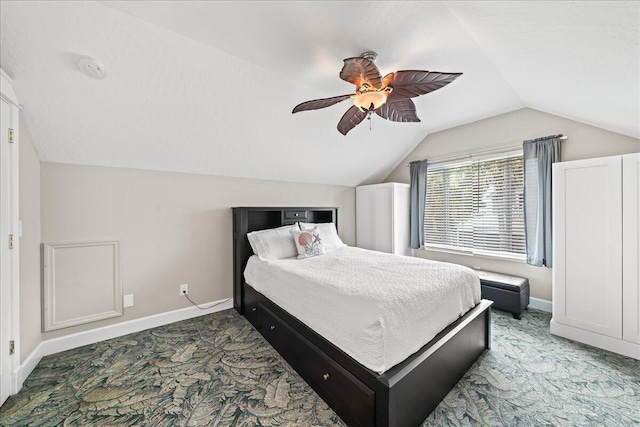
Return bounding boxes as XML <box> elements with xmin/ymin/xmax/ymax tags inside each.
<box><xmin>1</xmin><ymin>1</ymin><xmax>637</xmax><ymax>186</ymax></box>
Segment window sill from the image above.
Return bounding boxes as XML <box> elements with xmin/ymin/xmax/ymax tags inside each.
<box><xmin>419</xmin><ymin>246</ymin><xmax>527</xmax><ymax>264</ymax></box>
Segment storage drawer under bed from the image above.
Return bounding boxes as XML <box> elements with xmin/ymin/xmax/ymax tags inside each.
<box><xmin>256</xmin><ymin>302</ymin><xmax>375</xmax><ymax>426</ymax></box>
<box><xmin>243</xmin><ymin>280</ymin><xmax>262</xmax><ymax>329</ymax></box>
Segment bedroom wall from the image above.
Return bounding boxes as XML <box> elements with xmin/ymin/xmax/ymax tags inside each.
<box><xmin>19</xmin><ymin>119</ymin><xmax>42</xmax><ymax>362</ymax></box>
<box><xmin>385</xmin><ymin>107</ymin><xmax>640</xmax><ymax>302</ymax></box>
<box><xmin>40</xmin><ymin>162</ymin><xmax>355</xmax><ymax>340</ymax></box>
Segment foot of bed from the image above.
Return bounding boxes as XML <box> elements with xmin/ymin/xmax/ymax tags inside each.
<box><xmin>376</xmin><ymin>300</ymin><xmax>493</xmax><ymax>427</ymax></box>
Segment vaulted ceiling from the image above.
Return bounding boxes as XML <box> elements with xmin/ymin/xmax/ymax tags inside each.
<box><xmin>1</xmin><ymin>1</ymin><xmax>638</xmax><ymax>186</ymax></box>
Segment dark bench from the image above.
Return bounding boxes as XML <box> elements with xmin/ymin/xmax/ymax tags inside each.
<box><xmin>476</xmin><ymin>270</ymin><xmax>529</xmax><ymax>319</ymax></box>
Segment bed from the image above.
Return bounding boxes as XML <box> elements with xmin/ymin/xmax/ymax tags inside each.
<box><xmin>232</xmin><ymin>207</ymin><xmax>492</xmax><ymax>427</ymax></box>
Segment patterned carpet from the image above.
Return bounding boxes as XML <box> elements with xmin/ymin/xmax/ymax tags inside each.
<box><xmin>1</xmin><ymin>308</ymin><xmax>639</xmax><ymax>426</ymax></box>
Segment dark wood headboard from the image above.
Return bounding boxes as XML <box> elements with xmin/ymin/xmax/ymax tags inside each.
<box><xmin>232</xmin><ymin>207</ymin><xmax>338</xmax><ymax>314</ymax></box>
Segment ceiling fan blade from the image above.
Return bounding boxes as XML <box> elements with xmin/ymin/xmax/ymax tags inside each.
<box><xmin>376</xmin><ymin>98</ymin><xmax>420</xmax><ymax>122</ymax></box>
<box><xmin>292</xmin><ymin>94</ymin><xmax>352</xmax><ymax>113</ymax></box>
<box><xmin>382</xmin><ymin>71</ymin><xmax>462</xmax><ymax>100</ymax></box>
<box><xmin>340</xmin><ymin>57</ymin><xmax>383</xmax><ymax>90</ymax></box>
<box><xmin>337</xmin><ymin>105</ymin><xmax>367</xmax><ymax>135</ymax></box>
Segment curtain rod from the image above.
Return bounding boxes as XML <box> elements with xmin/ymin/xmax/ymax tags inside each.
<box><xmin>406</xmin><ymin>135</ymin><xmax>568</xmax><ymax>167</ymax></box>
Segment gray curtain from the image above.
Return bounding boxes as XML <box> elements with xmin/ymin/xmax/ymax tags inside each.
<box><xmin>523</xmin><ymin>135</ymin><xmax>562</xmax><ymax>267</ymax></box>
<box><xmin>409</xmin><ymin>160</ymin><xmax>429</xmax><ymax>249</ymax></box>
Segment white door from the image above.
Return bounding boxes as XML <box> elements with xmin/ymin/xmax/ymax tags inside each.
<box><xmin>623</xmin><ymin>153</ymin><xmax>640</xmax><ymax>344</ymax></box>
<box><xmin>0</xmin><ymin>98</ymin><xmax>11</xmax><ymax>405</ymax></box>
<box><xmin>553</xmin><ymin>156</ymin><xmax>623</xmax><ymax>338</ymax></box>
<box><xmin>356</xmin><ymin>187</ymin><xmax>373</xmax><ymax>250</ymax></box>
<box><xmin>372</xmin><ymin>186</ymin><xmax>392</xmax><ymax>253</ymax></box>
<box><xmin>391</xmin><ymin>184</ymin><xmax>411</xmax><ymax>256</ymax></box>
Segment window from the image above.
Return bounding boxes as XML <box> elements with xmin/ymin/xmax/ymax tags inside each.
<box><xmin>424</xmin><ymin>153</ymin><xmax>525</xmax><ymax>259</ymax></box>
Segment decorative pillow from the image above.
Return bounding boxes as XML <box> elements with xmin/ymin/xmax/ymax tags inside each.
<box><xmin>247</xmin><ymin>224</ymin><xmax>299</xmax><ymax>260</ymax></box>
<box><xmin>290</xmin><ymin>227</ymin><xmax>326</xmax><ymax>259</ymax></box>
<box><xmin>298</xmin><ymin>222</ymin><xmax>346</xmax><ymax>250</ymax></box>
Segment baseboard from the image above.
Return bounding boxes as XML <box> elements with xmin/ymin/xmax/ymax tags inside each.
<box><xmin>10</xmin><ymin>298</ymin><xmax>232</xmax><ymax>395</ymax></box>
<box><xmin>550</xmin><ymin>319</ymin><xmax>640</xmax><ymax>360</ymax></box>
<box><xmin>41</xmin><ymin>298</ymin><xmax>232</xmax><ymax>357</ymax></box>
<box><xmin>528</xmin><ymin>297</ymin><xmax>552</xmax><ymax>313</ymax></box>
<box><xmin>11</xmin><ymin>343</ymin><xmax>44</xmax><ymax>393</ymax></box>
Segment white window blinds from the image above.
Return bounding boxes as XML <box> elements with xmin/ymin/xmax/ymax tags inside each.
<box><xmin>424</xmin><ymin>154</ymin><xmax>525</xmax><ymax>258</ymax></box>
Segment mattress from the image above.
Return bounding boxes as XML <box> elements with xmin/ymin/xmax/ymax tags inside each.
<box><xmin>244</xmin><ymin>246</ymin><xmax>481</xmax><ymax>374</ymax></box>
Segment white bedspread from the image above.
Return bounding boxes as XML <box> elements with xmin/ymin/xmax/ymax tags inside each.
<box><xmin>244</xmin><ymin>246</ymin><xmax>481</xmax><ymax>374</ymax></box>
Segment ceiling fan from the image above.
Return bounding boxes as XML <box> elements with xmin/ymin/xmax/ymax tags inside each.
<box><xmin>292</xmin><ymin>52</ymin><xmax>462</xmax><ymax>135</ymax></box>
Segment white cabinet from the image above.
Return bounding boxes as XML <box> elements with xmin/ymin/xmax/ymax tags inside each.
<box><xmin>356</xmin><ymin>183</ymin><xmax>410</xmax><ymax>255</ymax></box>
<box><xmin>623</xmin><ymin>154</ymin><xmax>640</xmax><ymax>345</ymax></box>
<box><xmin>551</xmin><ymin>154</ymin><xmax>639</xmax><ymax>360</ymax></box>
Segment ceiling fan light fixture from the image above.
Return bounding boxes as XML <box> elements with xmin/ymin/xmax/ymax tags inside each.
<box><xmin>354</xmin><ymin>91</ymin><xmax>387</xmax><ymax>112</ymax></box>
<box><xmin>292</xmin><ymin>53</ymin><xmax>462</xmax><ymax>135</ymax></box>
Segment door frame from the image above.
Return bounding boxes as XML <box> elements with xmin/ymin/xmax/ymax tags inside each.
<box><xmin>0</xmin><ymin>68</ymin><xmax>21</xmax><ymax>405</ymax></box>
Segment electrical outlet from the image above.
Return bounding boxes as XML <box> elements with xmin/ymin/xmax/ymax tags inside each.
<box><xmin>123</xmin><ymin>294</ymin><xmax>134</xmax><ymax>307</ymax></box>
<box><xmin>180</xmin><ymin>284</ymin><xmax>188</xmax><ymax>296</ymax></box>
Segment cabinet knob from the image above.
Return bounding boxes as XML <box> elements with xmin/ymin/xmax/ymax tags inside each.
<box><xmin>323</xmin><ymin>373</ymin><xmax>329</xmax><ymax>381</ymax></box>
<box><xmin>294</xmin><ymin>213</ymin><xmax>299</xmax><ymax>217</ymax></box>
<box><xmin>251</xmin><ymin>307</ymin><xmax>257</xmax><ymax>312</ymax></box>
<box><xmin>270</xmin><ymin>325</ymin><xmax>276</xmax><ymax>330</ymax></box>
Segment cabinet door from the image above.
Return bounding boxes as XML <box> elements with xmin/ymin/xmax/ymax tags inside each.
<box><xmin>392</xmin><ymin>185</ymin><xmax>411</xmax><ymax>255</ymax></box>
<box><xmin>356</xmin><ymin>188</ymin><xmax>373</xmax><ymax>250</ymax></box>
<box><xmin>553</xmin><ymin>156</ymin><xmax>622</xmax><ymax>338</ymax></box>
<box><xmin>372</xmin><ymin>186</ymin><xmax>393</xmax><ymax>253</ymax></box>
<box><xmin>623</xmin><ymin>153</ymin><xmax>640</xmax><ymax>344</ymax></box>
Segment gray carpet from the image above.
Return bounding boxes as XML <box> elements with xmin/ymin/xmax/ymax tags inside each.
<box><xmin>1</xmin><ymin>308</ymin><xmax>638</xmax><ymax>426</ymax></box>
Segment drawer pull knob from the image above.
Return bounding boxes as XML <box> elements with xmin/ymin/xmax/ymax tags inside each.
<box><xmin>270</xmin><ymin>325</ymin><xmax>276</xmax><ymax>330</ymax></box>
<box><xmin>252</xmin><ymin>307</ymin><xmax>257</xmax><ymax>312</ymax></box>
<box><xmin>323</xmin><ymin>373</ymin><xmax>329</xmax><ymax>381</ymax></box>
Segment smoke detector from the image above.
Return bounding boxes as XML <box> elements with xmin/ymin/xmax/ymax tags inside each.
<box><xmin>78</xmin><ymin>56</ymin><xmax>105</xmax><ymax>79</ymax></box>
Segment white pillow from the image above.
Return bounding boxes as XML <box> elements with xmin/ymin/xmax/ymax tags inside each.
<box><xmin>247</xmin><ymin>224</ymin><xmax>299</xmax><ymax>260</ymax></box>
<box><xmin>290</xmin><ymin>227</ymin><xmax>326</xmax><ymax>259</ymax></box>
<box><xmin>298</xmin><ymin>222</ymin><xmax>346</xmax><ymax>250</ymax></box>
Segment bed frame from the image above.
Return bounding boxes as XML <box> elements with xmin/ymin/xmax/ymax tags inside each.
<box><xmin>232</xmin><ymin>207</ymin><xmax>492</xmax><ymax>427</ymax></box>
